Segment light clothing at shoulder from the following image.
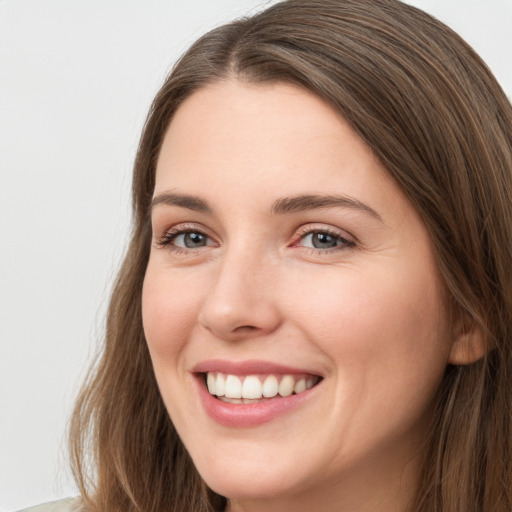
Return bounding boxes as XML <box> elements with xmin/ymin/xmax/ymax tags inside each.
<box><xmin>17</xmin><ymin>497</ymin><xmax>82</xmax><ymax>512</ymax></box>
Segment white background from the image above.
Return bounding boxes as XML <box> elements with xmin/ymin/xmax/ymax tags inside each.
<box><xmin>1</xmin><ymin>1</ymin><xmax>510</xmax><ymax>510</ymax></box>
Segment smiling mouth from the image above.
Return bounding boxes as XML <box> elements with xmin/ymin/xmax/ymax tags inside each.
<box><xmin>203</xmin><ymin>372</ymin><xmax>322</xmax><ymax>404</ymax></box>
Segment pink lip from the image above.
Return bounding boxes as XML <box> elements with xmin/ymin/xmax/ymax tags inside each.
<box><xmin>192</xmin><ymin>359</ymin><xmax>322</xmax><ymax>428</ymax></box>
<box><xmin>192</xmin><ymin>359</ymin><xmax>320</xmax><ymax>376</ymax></box>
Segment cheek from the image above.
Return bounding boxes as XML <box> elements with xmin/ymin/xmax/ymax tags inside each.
<box><xmin>141</xmin><ymin>264</ymin><xmax>207</xmax><ymax>427</ymax></box>
<box><xmin>289</xmin><ymin>263</ymin><xmax>451</xmax><ymax>413</ymax></box>
<box><xmin>294</xmin><ymin>262</ymin><xmax>446</xmax><ymax>342</ymax></box>
<box><xmin>142</xmin><ymin>264</ymin><xmax>202</xmax><ymax>359</ymax></box>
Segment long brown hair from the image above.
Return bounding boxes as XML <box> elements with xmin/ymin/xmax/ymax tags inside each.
<box><xmin>70</xmin><ymin>1</ymin><xmax>512</xmax><ymax>510</ymax></box>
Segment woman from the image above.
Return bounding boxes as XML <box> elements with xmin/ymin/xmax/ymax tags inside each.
<box><xmin>26</xmin><ymin>0</ymin><xmax>512</xmax><ymax>510</ymax></box>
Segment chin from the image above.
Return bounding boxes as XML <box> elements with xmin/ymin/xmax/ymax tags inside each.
<box><xmin>192</xmin><ymin>447</ymin><xmax>309</xmax><ymax>502</ymax></box>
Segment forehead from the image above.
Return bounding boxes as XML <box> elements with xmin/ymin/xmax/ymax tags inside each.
<box><xmin>161</xmin><ymin>81</ymin><xmax>367</xmax><ymax>154</ymax></box>
<box><xmin>154</xmin><ymin>80</ymin><xmax>412</xmax><ymax>225</ymax></box>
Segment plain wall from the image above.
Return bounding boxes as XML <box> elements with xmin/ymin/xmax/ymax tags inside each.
<box><xmin>1</xmin><ymin>1</ymin><xmax>510</xmax><ymax>510</ymax></box>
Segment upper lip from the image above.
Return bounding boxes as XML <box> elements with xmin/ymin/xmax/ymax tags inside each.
<box><xmin>192</xmin><ymin>359</ymin><xmax>322</xmax><ymax>377</ymax></box>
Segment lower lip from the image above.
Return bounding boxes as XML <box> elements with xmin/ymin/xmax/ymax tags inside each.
<box><xmin>195</xmin><ymin>375</ymin><xmax>319</xmax><ymax>428</ymax></box>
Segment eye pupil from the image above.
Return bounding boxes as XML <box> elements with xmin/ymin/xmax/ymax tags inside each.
<box><xmin>184</xmin><ymin>232</ymin><xmax>206</xmax><ymax>247</ymax></box>
<box><xmin>312</xmin><ymin>232</ymin><xmax>338</xmax><ymax>249</ymax></box>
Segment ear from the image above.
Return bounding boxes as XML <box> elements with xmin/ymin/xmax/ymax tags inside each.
<box><xmin>448</xmin><ymin>313</ymin><xmax>487</xmax><ymax>365</ymax></box>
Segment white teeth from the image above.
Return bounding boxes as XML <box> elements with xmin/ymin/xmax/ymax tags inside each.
<box><xmin>224</xmin><ymin>375</ymin><xmax>242</xmax><ymax>398</ymax></box>
<box><xmin>278</xmin><ymin>375</ymin><xmax>295</xmax><ymax>397</ymax></box>
<box><xmin>206</xmin><ymin>372</ymin><xmax>319</xmax><ymax>400</ymax></box>
<box><xmin>216</xmin><ymin>373</ymin><xmax>226</xmax><ymax>396</ymax></box>
<box><xmin>207</xmin><ymin>372</ymin><xmax>216</xmax><ymax>394</ymax></box>
<box><xmin>262</xmin><ymin>375</ymin><xmax>278</xmax><ymax>398</ymax></box>
<box><xmin>242</xmin><ymin>375</ymin><xmax>263</xmax><ymax>399</ymax></box>
<box><xmin>294</xmin><ymin>378</ymin><xmax>306</xmax><ymax>394</ymax></box>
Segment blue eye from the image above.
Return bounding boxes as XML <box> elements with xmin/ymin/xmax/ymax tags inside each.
<box><xmin>303</xmin><ymin>232</ymin><xmax>340</xmax><ymax>249</ymax></box>
<box><xmin>158</xmin><ymin>227</ymin><xmax>217</xmax><ymax>251</ymax></box>
<box><xmin>173</xmin><ymin>231</ymin><xmax>210</xmax><ymax>248</ymax></box>
<box><xmin>299</xmin><ymin>230</ymin><xmax>354</xmax><ymax>251</ymax></box>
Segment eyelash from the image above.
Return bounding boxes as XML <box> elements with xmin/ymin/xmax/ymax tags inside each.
<box><xmin>155</xmin><ymin>224</ymin><xmax>355</xmax><ymax>254</ymax></box>
<box><xmin>156</xmin><ymin>224</ymin><xmax>213</xmax><ymax>253</ymax></box>
<box><xmin>292</xmin><ymin>226</ymin><xmax>355</xmax><ymax>253</ymax></box>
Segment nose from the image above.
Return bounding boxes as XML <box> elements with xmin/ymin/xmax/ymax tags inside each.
<box><xmin>197</xmin><ymin>248</ymin><xmax>282</xmax><ymax>341</ymax></box>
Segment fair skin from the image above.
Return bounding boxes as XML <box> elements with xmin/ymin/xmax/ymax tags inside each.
<box><xmin>142</xmin><ymin>80</ymin><xmax>463</xmax><ymax>512</ymax></box>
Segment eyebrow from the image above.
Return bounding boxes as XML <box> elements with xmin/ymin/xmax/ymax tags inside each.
<box><xmin>150</xmin><ymin>192</ymin><xmax>212</xmax><ymax>213</ymax></box>
<box><xmin>150</xmin><ymin>191</ymin><xmax>382</xmax><ymax>221</ymax></box>
<box><xmin>270</xmin><ymin>194</ymin><xmax>382</xmax><ymax>221</ymax></box>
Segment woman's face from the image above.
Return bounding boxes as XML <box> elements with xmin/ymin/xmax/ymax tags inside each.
<box><xmin>142</xmin><ymin>81</ymin><xmax>454</xmax><ymax>511</ymax></box>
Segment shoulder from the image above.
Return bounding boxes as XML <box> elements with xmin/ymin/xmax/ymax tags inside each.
<box><xmin>17</xmin><ymin>497</ymin><xmax>82</xmax><ymax>512</ymax></box>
